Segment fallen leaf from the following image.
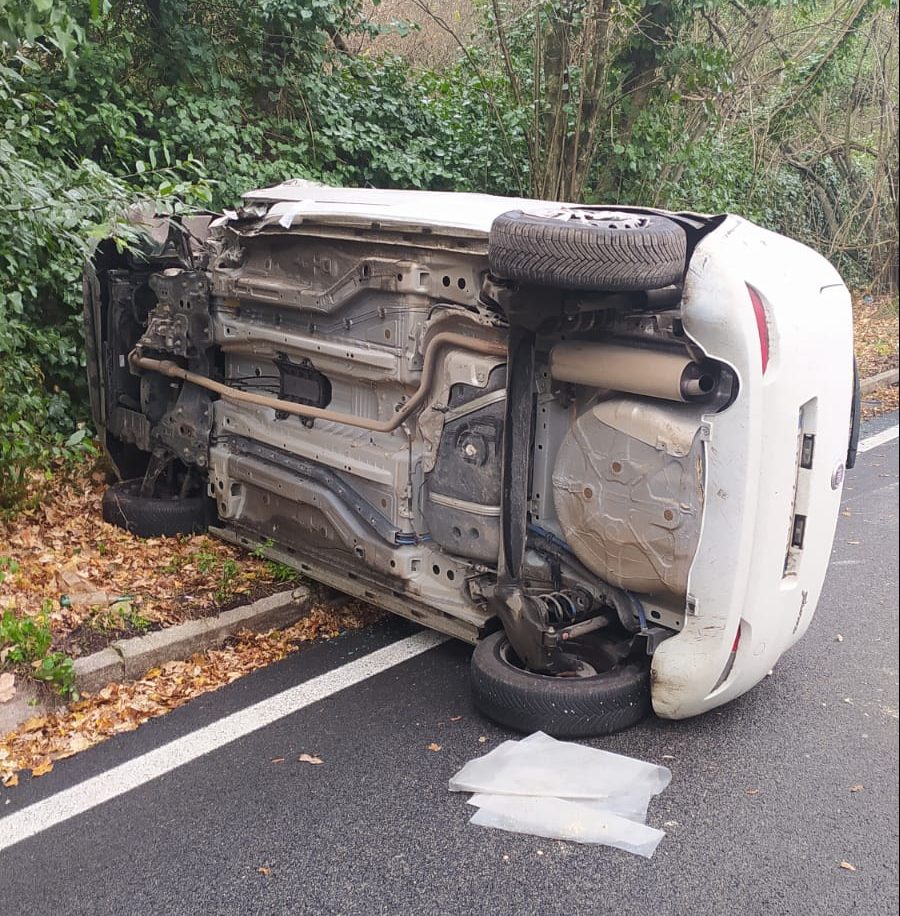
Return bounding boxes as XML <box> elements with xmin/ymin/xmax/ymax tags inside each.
<box><xmin>835</xmin><ymin>634</ymin><xmax>844</xmax><ymax>642</ymax></box>
<box><xmin>297</xmin><ymin>753</ymin><xmax>323</xmax><ymax>765</ymax></box>
<box><xmin>426</xmin><ymin>742</ymin><xmax>442</xmax><ymax>752</ymax></box>
<box><xmin>850</xmin><ymin>784</ymin><xmax>864</xmax><ymax>793</ymax></box>
<box><xmin>745</xmin><ymin>787</ymin><xmax>760</xmax><ymax>796</ymax></box>
<box><xmin>840</xmin><ymin>862</ymin><xmax>857</xmax><ymax>872</ymax></box>
<box><xmin>478</xmin><ymin>736</ymin><xmax>487</xmax><ymax>744</ymax></box>
<box><xmin>271</xmin><ymin>757</ymin><xmax>285</xmax><ymax>764</ymax></box>
<box><xmin>30</xmin><ymin>759</ymin><xmax>53</xmax><ymax>777</ymax></box>
<box><xmin>257</xmin><ymin>867</ymin><xmax>272</xmax><ymax>876</ymax></box>
<box><xmin>661</xmin><ymin>754</ymin><xmax>675</xmax><ymax>760</ymax></box>
<box><xmin>449</xmin><ymin>716</ymin><xmax>462</xmax><ymax>722</ymax></box>
<box><xmin>2</xmin><ymin>773</ymin><xmax>19</xmax><ymax>787</ymax></box>
<box><xmin>0</xmin><ymin>672</ymin><xmax>15</xmax><ymax>704</ymax></box>
<box><xmin>0</xmin><ymin>603</ymin><xmax>384</xmax><ymax>782</ymax></box>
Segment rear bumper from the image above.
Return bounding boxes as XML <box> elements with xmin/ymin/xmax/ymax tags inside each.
<box><xmin>651</xmin><ymin>217</ymin><xmax>853</xmax><ymax>719</ymax></box>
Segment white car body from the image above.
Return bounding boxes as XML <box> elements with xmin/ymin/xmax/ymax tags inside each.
<box><xmin>89</xmin><ymin>183</ymin><xmax>855</xmax><ymax>724</ymax></box>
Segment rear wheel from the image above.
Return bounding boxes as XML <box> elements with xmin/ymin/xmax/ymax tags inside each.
<box><xmin>470</xmin><ymin>630</ymin><xmax>650</xmax><ymax>737</ymax></box>
<box><xmin>102</xmin><ymin>479</ymin><xmax>211</xmax><ymax>538</ymax></box>
<box><xmin>488</xmin><ymin>208</ymin><xmax>686</xmax><ymax>292</ymax></box>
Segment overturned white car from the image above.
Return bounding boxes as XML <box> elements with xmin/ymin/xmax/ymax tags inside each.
<box><xmin>84</xmin><ymin>185</ymin><xmax>859</xmax><ymax>735</ymax></box>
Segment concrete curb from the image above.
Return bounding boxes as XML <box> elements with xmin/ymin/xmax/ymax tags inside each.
<box><xmin>80</xmin><ymin>585</ymin><xmax>311</xmax><ymax>689</ymax></box>
<box><xmin>1</xmin><ymin>586</ymin><xmax>311</xmax><ymax>736</ymax></box>
<box><xmin>860</xmin><ymin>367</ymin><xmax>899</xmax><ymax>396</ymax></box>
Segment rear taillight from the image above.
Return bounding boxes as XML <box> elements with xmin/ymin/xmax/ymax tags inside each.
<box><xmin>746</xmin><ymin>283</ymin><xmax>769</xmax><ymax>374</ymax></box>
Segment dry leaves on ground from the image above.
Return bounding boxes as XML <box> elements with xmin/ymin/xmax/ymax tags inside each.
<box><xmin>854</xmin><ymin>294</ymin><xmax>899</xmax><ymax>419</ymax></box>
<box><xmin>854</xmin><ymin>294</ymin><xmax>899</xmax><ymax>379</ymax></box>
<box><xmin>0</xmin><ymin>470</ymin><xmax>288</xmax><ymax>652</ymax></box>
<box><xmin>0</xmin><ymin>602</ymin><xmax>385</xmax><ymax>786</ymax></box>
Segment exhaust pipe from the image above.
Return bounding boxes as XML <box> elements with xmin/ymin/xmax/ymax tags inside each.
<box><xmin>549</xmin><ymin>341</ymin><xmax>718</xmax><ymax>402</ymax></box>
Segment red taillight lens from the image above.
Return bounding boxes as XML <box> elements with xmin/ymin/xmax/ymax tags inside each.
<box><xmin>746</xmin><ymin>283</ymin><xmax>769</xmax><ymax>374</ymax></box>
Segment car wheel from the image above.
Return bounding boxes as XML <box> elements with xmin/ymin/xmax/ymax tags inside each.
<box><xmin>488</xmin><ymin>208</ymin><xmax>686</xmax><ymax>292</ymax></box>
<box><xmin>102</xmin><ymin>479</ymin><xmax>211</xmax><ymax>538</ymax></box>
<box><xmin>470</xmin><ymin>630</ymin><xmax>651</xmax><ymax>737</ymax></box>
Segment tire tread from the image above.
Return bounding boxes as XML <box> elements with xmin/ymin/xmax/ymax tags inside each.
<box><xmin>488</xmin><ymin>210</ymin><xmax>686</xmax><ymax>292</ymax></box>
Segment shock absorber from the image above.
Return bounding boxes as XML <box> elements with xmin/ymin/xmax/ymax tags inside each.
<box><xmin>536</xmin><ymin>588</ymin><xmax>593</xmax><ymax>625</ymax></box>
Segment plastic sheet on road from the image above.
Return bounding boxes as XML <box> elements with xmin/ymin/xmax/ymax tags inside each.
<box><xmin>450</xmin><ymin>732</ymin><xmax>671</xmax><ymax>856</ymax></box>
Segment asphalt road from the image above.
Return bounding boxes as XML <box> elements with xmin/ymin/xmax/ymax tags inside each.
<box><xmin>1</xmin><ymin>416</ymin><xmax>897</xmax><ymax>916</ymax></box>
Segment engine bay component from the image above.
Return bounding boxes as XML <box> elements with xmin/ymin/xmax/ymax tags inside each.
<box><xmin>549</xmin><ymin>340</ymin><xmax>719</xmax><ymax>402</ymax></box>
<box><xmin>552</xmin><ymin>396</ymin><xmax>705</xmax><ymax>599</ymax></box>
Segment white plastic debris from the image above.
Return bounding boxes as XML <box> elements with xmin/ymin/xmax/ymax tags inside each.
<box><xmin>467</xmin><ymin>794</ymin><xmax>665</xmax><ymax>858</ymax></box>
<box><xmin>449</xmin><ymin>731</ymin><xmax>671</xmax><ymax>801</ymax></box>
<box><xmin>449</xmin><ymin>732</ymin><xmax>672</xmax><ymax>856</ymax></box>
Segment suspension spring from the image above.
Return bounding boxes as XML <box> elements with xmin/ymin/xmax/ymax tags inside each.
<box><xmin>537</xmin><ymin>589</ymin><xmax>591</xmax><ymax>624</ymax></box>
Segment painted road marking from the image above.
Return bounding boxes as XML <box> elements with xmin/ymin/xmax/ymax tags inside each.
<box><xmin>1</xmin><ymin>423</ymin><xmax>896</xmax><ymax>854</ymax></box>
<box><xmin>858</xmin><ymin>424</ymin><xmax>899</xmax><ymax>454</ymax></box>
<box><xmin>0</xmin><ymin>630</ymin><xmax>447</xmax><ymax>854</ymax></box>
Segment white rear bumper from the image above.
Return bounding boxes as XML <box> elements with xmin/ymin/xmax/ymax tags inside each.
<box><xmin>651</xmin><ymin>217</ymin><xmax>853</xmax><ymax>719</ymax></box>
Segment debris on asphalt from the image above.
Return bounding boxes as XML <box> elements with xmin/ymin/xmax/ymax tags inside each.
<box><xmin>449</xmin><ymin>731</ymin><xmax>671</xmax><ymax>857</ymax></box>
<box><xmin>297</xmin><ymin>754</ymin><xmax>323</xmax><ymax>765</ymax></box>
<box><xmin>467</xmin><ymin>794</ymin><xmax>666</xmax><ymax>858</ymax></box>
<box><xmin>840</xmin><ymin>861</ymin><xmax>857</xmax><ymax>872</ymax></box>
<box><xmin>850</xmin><ymin>784</ymin><xmax>864</xmax><ymax>792</ymax></box>
<box><xmin>427</xmin><ymin>742</ymin><xmax>442</xmax><ymax>752</ymax></box>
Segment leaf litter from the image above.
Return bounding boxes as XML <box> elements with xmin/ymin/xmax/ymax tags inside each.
<box><xmin>0</xmin><ymin>601</ymin><xmax>384</xmax><ymax>785</ymax></box>
<box><xmin>0</xmin><ymin>469</ymin><xmax>291</xmax><ymax>655</ymax></box>
<box><xmin>853</xmin><ymin>294</ymin><xmax>898</xmax><ymax>418</ymax></box>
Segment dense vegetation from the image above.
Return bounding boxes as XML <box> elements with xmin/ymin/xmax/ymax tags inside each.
<box><xmin>1</xmin><ymin>0</ymin><xmax>897</xmax><ymax>504</ymax></box>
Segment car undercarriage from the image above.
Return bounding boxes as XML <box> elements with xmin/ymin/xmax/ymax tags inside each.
<box><xmin>84</xmin><ymin>185</ymin><xmax>851</xmax><ymax>736</ymax></box>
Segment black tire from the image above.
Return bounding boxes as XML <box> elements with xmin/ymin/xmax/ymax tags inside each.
<box><xmin>102</xmin><ymin>479</ymin><xmax>211</xmax><ymax>538</ymax></box>
<box><xmin>488</xmin><ymin>208</ymin><xmax>686</xmax><ymax>292</ymax></box>
<box><xmin>471</xmin><ymin>630</ymin><xmax>650</xmax><ymax>737</ymax></box>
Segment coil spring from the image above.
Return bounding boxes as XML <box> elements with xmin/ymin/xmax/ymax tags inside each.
<box><xmin>537</xmin><ymin>589</ymin><xmax>584</xmax><ymax>624</ymax></box>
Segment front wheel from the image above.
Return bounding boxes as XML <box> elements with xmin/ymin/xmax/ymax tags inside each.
<box><xmin>470</xmin><ymin>630</ymin><xmax>651</xmax><ymax>737</ymax></box>
<box><xmin>102</xmin><ymin>479</ymin><xmax>211</xmax><ymax>538</ymax></box>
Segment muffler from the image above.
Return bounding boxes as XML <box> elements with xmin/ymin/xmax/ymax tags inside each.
<box><xmin>548</xmin><ymin>341</ymin><xmax>717</xmax><ymax>402</ymax></box>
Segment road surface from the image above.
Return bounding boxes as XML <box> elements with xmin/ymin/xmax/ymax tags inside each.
<box><xmin>1</xmin><ymin>415</ymin><xmax>897</xmax><ymax>916</ymax></box>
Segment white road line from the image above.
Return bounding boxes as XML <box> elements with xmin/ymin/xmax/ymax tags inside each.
<box><xmin>0</xmin><ymin>630</ymin><xmax>447</xmax><ymax>854</ymax></box>
<box><xmin>858</xmin><ymin>424</ymin><xmax>899</xmax><ymax>454</ymax></box>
